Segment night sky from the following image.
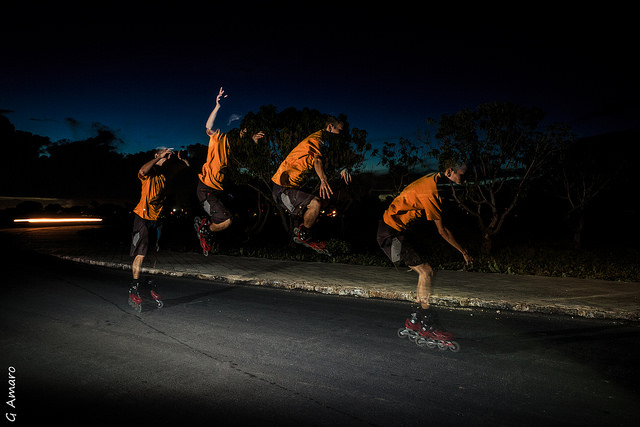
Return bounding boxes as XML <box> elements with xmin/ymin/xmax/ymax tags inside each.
<box><xmin>2</xmin><ymin>17</ymin><xmax>637</xmax><ymax>163</ymax></box>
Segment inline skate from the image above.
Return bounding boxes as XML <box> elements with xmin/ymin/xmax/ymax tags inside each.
<box><xmin>396</xmin><ymin>311</ymin><xmax>422</xmax><ymax>341</ymax></box>
<box><xmin>128</xmin><ymin>282</ymin><xmax>142</xmax><ymax>313</ymax></box>
<box><xmin>128</xmin><ymin>279</ymin><xmax>164</xmax><ymax>313</ymax></box>
<box><xmin>292</xmin><ymin>224</ymin><xmax>331</xmax><ymax>256</ymax></box>
<box><xmin>415</xmin><ymin>321</ymin><xmax>460</xmax><ymax>352</ymax></box>
<box><xmin>194</xmin><ymin>216</ymin><xmax>214</xmax><ymax>256</ymax></box>
<box><xmin>148</xmin><ymin>279</ymin><xmax>164</xmax><ymax>309</ymax></box>
<box><xmin>397</xmin><ymin>308</ymin><xmax>460</xmax><ymax>352</ymax></box>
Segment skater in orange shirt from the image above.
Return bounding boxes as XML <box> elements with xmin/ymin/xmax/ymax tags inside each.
<box><xmin>194</xmin><ymin>87</ymin><xmax>264</xmax><ymax>255</ymax></box>
<box><xmin>271</xmin><ymin>116</ymin><xmax>351</xmax><ymax>254</ymax></box>
<box><xmin>378</xmin><ymin>156</ymin><xmax>472</xmax><ymax>351</ymax></box>
<box><xmin>129</xmin><ymin>147</ymin><xmax>189</xmax><ymax>311</ymax></box>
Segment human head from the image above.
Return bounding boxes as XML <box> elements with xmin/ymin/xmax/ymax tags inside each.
<box><xmin>154</xmin><ymin>147</ymin><xmax>172</xmax><ymax>165</ymax></box>
<box><xmin>229</xmin><ymin>127</ymin><xmax>259</xmax><ymax>144</ymax></box>
<box><xmin>325</xmin><ymin>116</ymin><xmax>345</xmax><ymax>134</ymax></box>
<box><xmin>438</xmin><ymin>155</ymin><xmax>467</xmax><ymax>184</ymax></box>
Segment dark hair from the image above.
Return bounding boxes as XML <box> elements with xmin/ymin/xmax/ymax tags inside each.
<box><xmin>438</xmin><ymin>153</ymin><xmax>466</xmax><ymax>173</ymax></box>
<box><xmin>226</xmin><ymin>128</ymin><xmax>242</xmax><ymax>141</ymax></box>
<box><xmin>325</xmin><ymin>115</ymin><xmax>344</xmax><ymax>128</ymax></box>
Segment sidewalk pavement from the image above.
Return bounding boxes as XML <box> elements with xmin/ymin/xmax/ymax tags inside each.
<box><xmin>29</xmin><ymin>229</ymin><xmax>639</xmax><ymax>322</ymax></box>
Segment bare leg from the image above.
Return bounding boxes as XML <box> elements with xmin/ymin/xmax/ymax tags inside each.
<box><xmin>132</xmin><ymin>255</ymin><xmax>145</xmax><ymax>280</ymax></box>
<box><xmin>303</xmin><ymin>197</ymin><xmax>321</xmax><ymax>229</ymax></box>
<box><xmin>209</xmin><ymin>218</ymin><xmax>231</xmax><ymax>233</ymax></box>
<box><xmin>408</xmin><ymin>262</ymin><xmax>434</xmax><ymax>309</ymax></box>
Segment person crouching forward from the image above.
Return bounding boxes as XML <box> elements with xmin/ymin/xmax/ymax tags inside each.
<box><xmin>377</xmin><ymin>157</ymin><xmax>472</xmax><ymax>333</ymax></box>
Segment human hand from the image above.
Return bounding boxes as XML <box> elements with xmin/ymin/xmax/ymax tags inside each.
<box><xmin>319</xmin><ymin>179</ymin><xmax>333</xmax><ymax>199</ymax></box>
<box><xmin>340</xmin><ymin>169</ymin><xmax>351</xmax><ymax>185</ymax></box>
<box><xmin>252</xmin><ymin>131</ymin><xmax>265</xmax><ymax>144</ymax></box>
<box><xmin>462</xmin><ymin>250</ymin><xmax>473</xmax><ymax>266</ymax></box>
<box><xmin>216</xmin><ymin>87</ymin><xmax>227</xmax><ymax>106</ymax></box>
<box><xmin>159</xmin><ymin>148</ymin><xmax>173</xmax><ymax>159</ymax></box>
<box><xmin>177</xmin><ymin>150</ymin><xmax>190</xmax><ymax>166</ymax></box>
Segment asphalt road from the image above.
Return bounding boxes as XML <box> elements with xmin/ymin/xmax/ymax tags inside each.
<box><xmin>1</xmin><ymin>247</ymin><xmax>638</xmax><ymax>426</ymax></box>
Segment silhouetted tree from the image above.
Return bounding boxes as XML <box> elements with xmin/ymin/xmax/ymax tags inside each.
<box><xmin>43</xmin><ymin>125</ymin><xmax>125</xmax><ymax>198</ymax></box>
<box><xmin>0</xmin><ymin>114</ymin><xmax>51</xmax><ymax>196</ymax></box>
<box><xmin>372</xmin><ymin>136</ymin><xmax>429</xmax><ymax>196</ymax></box>
<box><xmin>429</xmin><ymin>102</ymin><xmax>573</xmax><ymax>254</ymax></box>
<box><xmin>547</xmin><ymin>131</ymin><xmax>635</xmax><ymax>248</ymax></box>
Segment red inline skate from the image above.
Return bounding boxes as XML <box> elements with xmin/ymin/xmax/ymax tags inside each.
<box><xmin>128</xmin><ymin>279</ymin><xmax>163</xmax><ymax>313</ymax></box>
<box><xmin>194</xmin><ymin>216</ymin><xmax>214</xmax><ymax>256</ymax></box>
<box><xmin>128</xmin><ymin>282</ymin><xmax>143</xmax><ymax>313</ymax></box>
<box><xmin>398</xmin><ymin>308</ymin><xmax>460</xmax><ymax>352</ymax></box>
<box><xmin>415</xmin><ymin>317</ymin><xmax>460</xmax><ymax>352</ymax></box>
<box><xmin>292</xmin><ymin>224</ymin><xmax>331</xmax><ymax>256</ymax></box>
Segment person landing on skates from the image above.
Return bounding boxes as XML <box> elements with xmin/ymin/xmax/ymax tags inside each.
<box><xmin>130</xmin><ymin>147</ymin><xmax>189</xmax><ymax>311</ymax></box>
<box><xmin>377</xmin><ymin>156</ymin><xmax>472</xmax><ymax>352</ymax></box>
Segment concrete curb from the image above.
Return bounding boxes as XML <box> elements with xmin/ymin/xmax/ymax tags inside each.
<box><xmin>55</xmin><ymin>254</ymin><xmax>417</xmax><ymax>300</ymax></box>
<box><xmin>55</xmin><ymin>254</ymin><xmax>640</xmax><ymax>322</ymax></box>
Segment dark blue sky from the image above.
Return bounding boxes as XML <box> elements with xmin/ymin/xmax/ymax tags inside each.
<box><xmin>2</xmin><ymin>19</ymin><xmax>636</xmax><ymax>166</ymax></box>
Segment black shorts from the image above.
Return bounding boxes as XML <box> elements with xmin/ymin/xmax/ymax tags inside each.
<box><xmin>130</xmin><ymin>214</ymin><xmax>158</xmax><ymax>257</ymax></box>
<box><xmin>196</xmin><ymin>180</ymin><xmax>232</xmax><ymax>225</ymax></box>
<box><xmin>376</xmin><ymin>220</ymin><xmax>424</xmax><ymax>267</ymax></box>
<box><xmin>272</xmin><ymin>183</ymin><xmax>315</xmax><ymax>216</ymax></box>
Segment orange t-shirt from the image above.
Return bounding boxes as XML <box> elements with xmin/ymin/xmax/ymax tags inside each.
<box><xmin>271</xmin><ymin>130</ymin><xmax>323</xmax><ymax>188</ymax></box>
<box><xmin>383</xmin><ymin>173</ymin><xmax>443</xmax><ymax>231</ymax></box>
<box><xmin>198</xmin><ymin>130</ymin><xmax>230</xmax><ymax>191</ymax></box>
<box><xmin>133</xmin><ymin>168</ymin><xmax>166</xmax><ymax>221</ymax></box>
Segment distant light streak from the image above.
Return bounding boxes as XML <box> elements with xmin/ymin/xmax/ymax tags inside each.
<box><xmin>14</xmin><ymin>218</ymin><xmax>103</xmax><ymax>224</ymax></box>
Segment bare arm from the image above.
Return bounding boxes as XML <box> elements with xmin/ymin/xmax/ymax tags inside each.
<box><xmin>177</xmin><ymin>150</ymin><xmax>190</xmax><ymax>167</ymax></box>
<box><xmin>205</xmin><ymin>87</ymin><xmax>227</xmax><ymax>134</ymax></box>
<box><xmin>313</xmin><ymin>156</ymin><xmax>333</xmax><ymax>199</ymax></box>
<box><xmin>139</xmin><ymin>149</ymin><xmax>172</xmax><ymax>177</ymax></box>
<box><xmin>434</xmin><ymin>219</ymin><xmax>472</xmax><ymax>265</ymax></box>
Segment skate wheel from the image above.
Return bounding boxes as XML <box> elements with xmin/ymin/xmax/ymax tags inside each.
<box><xmin>449</xmin><ymin>341</ymin><xmax>461</xmax><ymax>353</ymax></box>
<box><xmin>156</xmin><ymin>301</ymin><xmax>164</xmax><ymax>309</ymax></box>
<box><xmin>416</xmin><ymin>337</ymin><xmax>437</xmax><ymax>349</ymax></box>
<box><xmin>397</xmin><ymin>328</ymin><xmax>409</xmax><ymax>339</ymax></box>
<box><xmin>135</xmin><ymin>304</ymin><xmax>142</xmax><ymax>313</ymax></box>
